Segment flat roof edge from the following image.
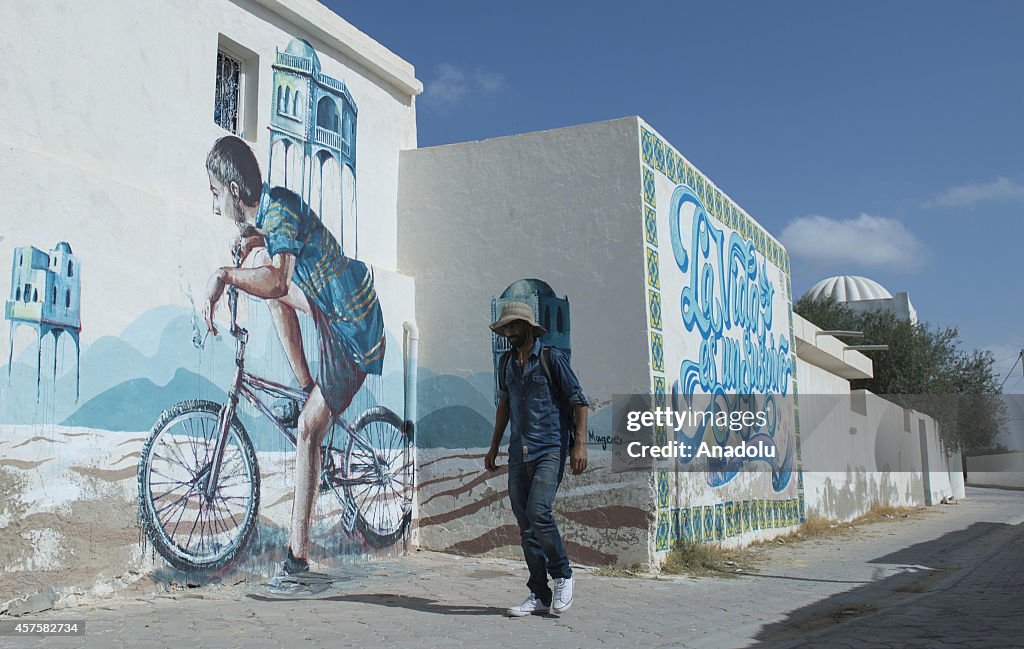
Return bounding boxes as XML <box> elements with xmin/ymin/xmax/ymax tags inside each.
<box><xmin>254</xmin><ymin>0</ymin><xmax>423</xmax><ymax>96</ymax></box>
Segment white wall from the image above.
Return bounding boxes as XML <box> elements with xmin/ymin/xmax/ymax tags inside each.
<box><xmin>0</xmin><ymin>0</ymin><xmax>419</xmax><ymax>599</ymax></box>
<box><xmin>398</xmin><ymin>117</ymin><xmax>651</xmax><ymax>399</ymax></box>
<box><xmin>797</xmin><ymin>369</ymin><xmax>959</xmax><ymax>519</ymax></box>
<box><xmin>967</xmin><ymin>452</ymin><xmax>1024</xmax><ymax>489</ymax></box>
<box><xmin>0</xmin><ymin>0</ymin><xmax>417</xmax><ymax>348</ymax></box>
<box><xmin>398</xmin><ymin>117</ymin><xmax>656</xmax><ymax>566</ymax></box>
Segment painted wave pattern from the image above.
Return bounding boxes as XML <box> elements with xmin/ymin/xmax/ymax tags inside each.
<box><xmin>415</xmin><ymin>447</ymin><xmax>652</xmax><ymax>567</ymax></box>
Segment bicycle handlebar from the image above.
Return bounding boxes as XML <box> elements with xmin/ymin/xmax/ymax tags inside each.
<box><xmin>227</xmin><ymin>246</ymin><xmax>245</xmax><ymax>341</ymax></box>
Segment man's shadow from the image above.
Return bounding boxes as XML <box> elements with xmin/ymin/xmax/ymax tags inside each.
<box><xmin>248</xmin><ymin>592</ymin><xmax>506</xmax><ymax>616</ymax></box>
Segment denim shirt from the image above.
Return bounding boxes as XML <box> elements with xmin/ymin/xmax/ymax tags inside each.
<box><xmin>498</xmin><ymin>339</ymin><xmax>589</xmax><ymax>463</ymax></box>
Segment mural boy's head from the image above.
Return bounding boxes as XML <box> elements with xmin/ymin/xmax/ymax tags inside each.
<box><xmin>205</xmin><ymin>136</ymin><xmax>263</xmax><ymax>224</ymax></box>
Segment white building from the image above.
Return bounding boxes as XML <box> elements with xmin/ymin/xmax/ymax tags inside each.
<box><xmin>806</xmin><ymin>275</ymin><xmax>918</xmax><ymax>323</ymax></box>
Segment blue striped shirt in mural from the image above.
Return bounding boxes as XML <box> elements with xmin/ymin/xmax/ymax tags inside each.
<box><xmin>255</xmin><ymin>185</ymin><xmax>385</xmax><ymax>376</ymax></box>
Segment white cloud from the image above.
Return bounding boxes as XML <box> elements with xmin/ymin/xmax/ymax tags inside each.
<box><xmin>421</xmin><ymin>63</ymin><xmax>505</xmax><ymax>113</ymax></box>
<box><xmin>473</xmin><ymin>70</ymin><xmax>505</xmax><ymax>93</ymax></box>
<box><xmin>927</xmin><ymin>176</ymin><xmax>1024</xmax><ymax>208</ymax></box>
<box><xmin>780</xmin><ymin>213</ymin><xmax>928</xmax><ymax>273</ymax></box>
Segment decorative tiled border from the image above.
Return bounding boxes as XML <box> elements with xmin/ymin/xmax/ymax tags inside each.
<box><xmin>668</xmin><ymin>498</ymin><xmax>803</xmax><ymax>543</ymax></box>
<box><xmin>642</xmin><ymin>153</ymin><xmax>672</xmax><ymax>551</ymax></box>
<box><xmin>642</xmin><ymin>122</ymin><xmax>806</xmax><ymax>550</ymax></box>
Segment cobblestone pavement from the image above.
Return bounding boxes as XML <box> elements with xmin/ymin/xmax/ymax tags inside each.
<box><xmin>3</xmin><ymin>487</ymin><xmax>1022</xmax><ymax>649</ymax></box>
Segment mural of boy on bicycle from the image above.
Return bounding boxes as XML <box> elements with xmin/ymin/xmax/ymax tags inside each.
<box><xmin>202</xmin><ymin>135</ymin><xmax>386</xmax><ymax>577</ymax></box>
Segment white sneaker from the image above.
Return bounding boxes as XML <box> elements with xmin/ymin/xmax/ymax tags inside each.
<box><xmin>506</xmin><ymin>592</ymin><xmax>550</xmax><ymax>617</ymax></box>
<box><xmin>552</xmin><ymin>576</ymin><xmax>574</xmax><ymax>614</ymax></box>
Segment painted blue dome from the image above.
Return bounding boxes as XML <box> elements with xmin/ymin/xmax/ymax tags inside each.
<box><xmin>501</xmin><ymin>279</ymin><xmax>557</xmax><ymax>299</ymax></box>
<box><xmin>54</xmin><ymin>241</ymin><xmax>73</xmax><ymax>254</ymax></box>
<box><xmin>284</xmin><ymin>38</ymin><xmax>320</xmax><ymax>71</ymax></box>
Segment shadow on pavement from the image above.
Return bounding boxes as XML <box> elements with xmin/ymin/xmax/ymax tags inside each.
<box><xmin>752</xmin><ymin>521</ymin><xmax>1023</xmax><ymax>648</ymax></box>
<box><xmin>247</xmin><ymin>592</ymin><xmax>505</xmax><ymax>616</ymax></box>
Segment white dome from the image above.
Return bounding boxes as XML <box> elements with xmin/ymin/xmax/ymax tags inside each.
<box><xmin>805</xmin><ymin>276</ymin><xmax>893</xmax><ymax>302</ymax></box>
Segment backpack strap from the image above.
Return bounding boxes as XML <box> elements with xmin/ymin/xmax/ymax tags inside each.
<box><xmin>497</xmin><ymin>349</ymin><xmax>513</xmax><ymax>396</ymax></box>
<box><xmin>540</xmin><ymin>345</ymin><xmax>578</xmax><ymax>448</ymax></box>
<box><xmin>538</xmin><ymin>345</ymin><xmax>563</xmax><ymax>403</ymax></box>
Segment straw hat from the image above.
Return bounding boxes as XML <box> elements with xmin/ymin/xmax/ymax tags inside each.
<box><xmin>489</xmin><ymin>302</ymin><xmax>547</xmax><ymax>337</ymax></box>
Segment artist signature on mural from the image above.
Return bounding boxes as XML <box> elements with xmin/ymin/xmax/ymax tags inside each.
<box><xmin>587</xmin><ymin>430</ymin><xmax>623</xmax><ymax>450</ymax></box>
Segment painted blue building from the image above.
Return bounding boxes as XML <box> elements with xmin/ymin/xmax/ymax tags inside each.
<box><xmin>5</xmin><ymin>241</ymin><xmax>82</xmax><ymax>397</ymax></box>
<box><xmin>268</xmin><ymin>38</ymin><xmax>360</xmax><ymax>256</ymax></box>
<box><xmin>491</xmin><ymin>278</ymin><xmax>571</xmax><ymax>402</ymax></box>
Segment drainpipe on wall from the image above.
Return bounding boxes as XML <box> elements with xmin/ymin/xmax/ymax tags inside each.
<box><xmin>403</xmin><ymin>320</ymin><xmax>419</xmax><ymax>551</ymax></box>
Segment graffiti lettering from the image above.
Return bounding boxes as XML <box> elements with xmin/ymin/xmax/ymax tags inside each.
<box><xmin>666</xmin><ymin>184</ymin><xmax>793</xmax><ymax>491</ymax></box>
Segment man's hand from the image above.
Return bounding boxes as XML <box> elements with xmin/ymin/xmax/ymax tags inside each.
<box><xmin>570</xmin><ymin>439</ymin><xmax>588</xmax><ymax>475</ymax></box>
<box><xmin>233</xmin><ymin>233</ymin><xmax>265</xmax><ymax>263</ymax></box>
<box><xmin>203</xmin><ymin>269</ymin><xmax>227</xmax><ymax>335</ymax></box>
<box><xmin>484</xmin><ymin>446</ymin><xmax>501</xmax><ymax>471</ymax></box>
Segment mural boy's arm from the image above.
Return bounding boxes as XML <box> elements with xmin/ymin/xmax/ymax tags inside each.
<box><xmin>485</xmin><ymin>398</ymin><xmax>510</xmax><ymax>471</ymax></box>
<box><xmin>203</xmin><ymin>253</ymin><xmax>296</xmax><ymax>334</ymax></box>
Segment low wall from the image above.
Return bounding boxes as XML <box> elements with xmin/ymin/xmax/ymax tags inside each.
<box><xmin>798</xmin><ymin>358</ymin><xmax>957</xmax><ymax>520</ymax></box>
<box><xmin>966</xmin><ymin>452</ymin><xmax>1024</xmax><ymax>489</ymax></box>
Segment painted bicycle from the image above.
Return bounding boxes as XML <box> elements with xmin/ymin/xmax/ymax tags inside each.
<box><xmin>137</xmin><ymin>279</ymin><xmax>412</xmax><ymax>572</ymax></box>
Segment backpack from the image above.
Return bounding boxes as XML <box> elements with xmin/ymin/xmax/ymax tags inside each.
<box><xmin>498</xmin><ymin>345</ymin><xmax>577</xmax><ymax>446</ymax></box>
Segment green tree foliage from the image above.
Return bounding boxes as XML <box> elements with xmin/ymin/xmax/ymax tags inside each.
<box><xmin>793</xmin><ymin>295</ymin><xmax>1008</xmax><ymax>452</ymax></box>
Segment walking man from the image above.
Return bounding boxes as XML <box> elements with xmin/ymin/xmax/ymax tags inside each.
<box><xmin>485</xmin><ymin>301</ymin><xmax>589</xmax><ymax>616</ymax></box>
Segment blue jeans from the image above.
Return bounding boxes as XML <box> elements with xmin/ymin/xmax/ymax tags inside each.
<box><xmin>508</xmin><ymin>451</ymin><xmax>572</xmax><ymax>603</ymax></box>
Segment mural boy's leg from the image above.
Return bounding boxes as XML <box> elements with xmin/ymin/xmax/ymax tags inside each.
<box><xmin>252</xmin><ymin>249</ymin><xmax>315</xmax><ymax>388</ymax></box>
<box><xmin>267</xmin><ymin>298</ymin><xmax>314</xmax><ymax>388</ymax></box>
<box><xmin>289</xmin><ymin>385</ymin><xmax>332</xmax><ymax>561</ymax></box>
<box><xmin>288</xmin><ymin>364</ymin><xmax>366</xmax><ymax>560</ymax></box>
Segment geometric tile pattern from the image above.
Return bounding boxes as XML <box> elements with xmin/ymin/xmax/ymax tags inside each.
<box><xmin>643</xmin><ymin>167</ymin><xmax>656</xmax><ymax>207</ymax></box>
<box><xmin>657</xmin><ymin>468</ymin><xmax>670</xmax><ymax>509</ymax></box>
<box><xmin>659</xmin><ymin>498</ymin><xmax>803</xmax><ymax>547</ymax></box>
<box><xmin>646</xmin><ymin>248</ymin><xmax>660</xmax><ymax>289</ymax></box>
<box><xmin>656</xmin><ymin>510</ymin><xmax>671</xmax><ymax>551</ymax></box>
<box><xmin>648</xmin><ymin>290</ymin><xmax>662</xmax><ymax>331</ymax></box>
<box><xmin>642</xmin><ymin>141</ymin><xmax>670</xmax><ymax>539</ymax></box>
<box><xmin>650</xmin><ymin>495</ymin><xmax>810</xmax><ymax>551</ymax></box>
<box><xmin>650</xmin><ymin>332</ymin><xmax>664</xmax><ymax>373</ymax></box>
<box><xmin>644</xmin><ymin>206</ymin><xmax>658</xmax><ymax>246</ymax></box>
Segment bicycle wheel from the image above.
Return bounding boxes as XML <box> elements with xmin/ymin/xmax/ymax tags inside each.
<box><xmin>138</xmin><ymin>400</ymin><xmax>260</xmax><ymax>572</ymax></box>
<box><xmin>344</xmin><ymin>406</ymin><xmax>412</xmax><ymax>547</ymax></box>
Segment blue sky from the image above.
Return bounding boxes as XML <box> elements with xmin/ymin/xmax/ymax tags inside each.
<box><xmin>328</xmin><ymin>1</ymin><xmax>1024</xmax><ymax>391</ymax></box>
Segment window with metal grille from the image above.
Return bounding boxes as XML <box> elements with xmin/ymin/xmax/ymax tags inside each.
<box><xmin>214</xmin><ymin>50</ymin><xmax>242</xmax><ymax>133</ymax></box>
